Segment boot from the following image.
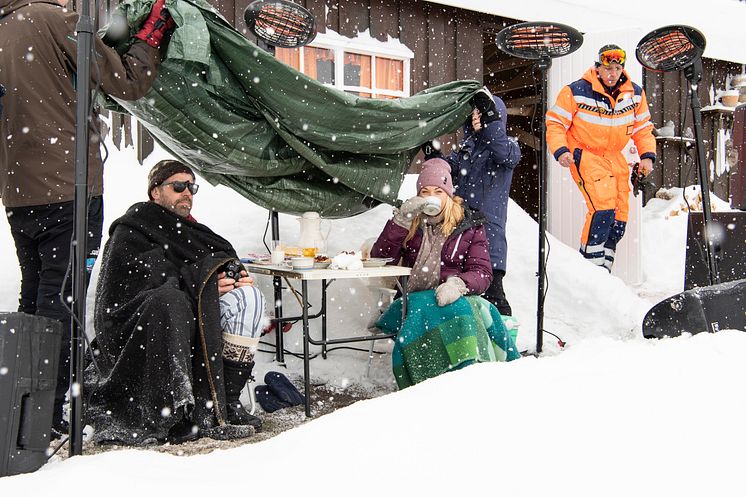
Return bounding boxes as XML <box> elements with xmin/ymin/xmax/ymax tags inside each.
<box><xmin>223</xmin><ymin>358</ymin><xmax>262</xmax><ymax>432</ymax></box>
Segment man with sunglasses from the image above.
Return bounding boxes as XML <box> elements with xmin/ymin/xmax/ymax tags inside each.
<box><xmin>87</xmin><ymin>160</ymin><xmax>267</xmax><ymax>444</ymax></box>
<box><xmin>1</xmin><ymin>0</ymin><xmax>175</xmax><ymax>438</ymax></box>
<box><xmin>546</xmin><ymin>44</ymin><xmax>656</xmax><ymax>272</ymax></box>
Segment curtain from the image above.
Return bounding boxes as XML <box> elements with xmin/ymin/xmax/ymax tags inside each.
<box><xmin>376</xmin><ymin>57</ymin><xmax>404</xmax><ymax>94</ymax></box>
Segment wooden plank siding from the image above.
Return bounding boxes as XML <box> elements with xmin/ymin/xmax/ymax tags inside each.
<box><xmin>644</xmin><ymin>58</ymin><xmax>742</xmax><ymax>204</ymax></box>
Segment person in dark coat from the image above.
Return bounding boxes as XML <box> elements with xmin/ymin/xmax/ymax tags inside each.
<box><xmin>87</xmin><ymin>160</ymin><xmax>266</xmax><ymax>445</ymax></box>
<box><xmin>424</xmin><ymin>89</ymin><xmax>521</xmax><ymax>315</ymax></box>
<box><xmin>0</xmin><ymin>0</ymin><xmax>174</xmax><ymax>435</ymax></box>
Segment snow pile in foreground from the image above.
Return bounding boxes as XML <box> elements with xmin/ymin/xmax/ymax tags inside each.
<box><xmin>3</xmin><ymin>331</ymin><xmax>745</xmax><ymax>496</ymax></box>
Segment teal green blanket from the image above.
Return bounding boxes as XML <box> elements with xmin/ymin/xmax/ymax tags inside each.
<box><xmin>376</xmin><ymin>290</ymin><xmax>520</xmax><ymax>389</ymax></box>
<box><xmin>103</xmin><ymin>0</ymin><xmax>482</xmax><ymax>217</ymax></box>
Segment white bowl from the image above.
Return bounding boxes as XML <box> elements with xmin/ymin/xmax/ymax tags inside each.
<box><xmin>290</xmin><ymin>257</ymin><xmax>314</xmax><ymax>270</ymax></box>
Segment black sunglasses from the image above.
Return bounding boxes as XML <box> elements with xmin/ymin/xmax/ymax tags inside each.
<box><xmin>162</xmin><ymin>180</ymin><xmax>199</xmax><ymax>195</ymax></box>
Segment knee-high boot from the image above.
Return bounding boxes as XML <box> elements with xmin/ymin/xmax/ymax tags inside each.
<box><xmin>223</xmin><ymin>358</ymin><xmax>262</xmax><ymax>431</ymax></box>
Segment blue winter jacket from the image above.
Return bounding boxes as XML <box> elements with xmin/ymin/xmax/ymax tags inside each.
<box><xmin>447</xmin><ymin>96</ymin><xmax>521</xmax><ymax>272</ymax></box>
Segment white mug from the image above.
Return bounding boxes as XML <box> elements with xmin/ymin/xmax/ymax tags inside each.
<box><xmin>271</xmin><ymin>248</ymin><xmax>285</xmax><ymax>264</ymax></box>
<box><xmin>422</xmin><ymin>196</ymin><xmax>442</xmax><ymax>216</ymax></box>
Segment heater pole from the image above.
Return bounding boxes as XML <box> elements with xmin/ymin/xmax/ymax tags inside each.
<box><xmin>70</xmin><ymin>0</ymin><xmax>94</xmax><ymax>456</ymax></box>
<box><xmin>685</xmin><ymin>60</ymin><xmax>720</xmax><ymax>285</ymax></box>
<box><xmin>535</xmin><ymin>56</ymin><xmax>551</xmax><ymax>355</ymax></box>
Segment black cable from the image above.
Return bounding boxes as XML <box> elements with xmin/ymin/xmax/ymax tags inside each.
<box><xmin>676</xmin><ymin>96</ymin><xmax>712</xmax><ymax>272</ymax></box>
<box><xmin>529</xmin><ymin>66</ymin><xmax>566</xmax><ymax>350</ymax></box>
<box><xmin>263</xmin><ymin>211</ymin><xmax>272</xmax><ymax>253</ymax></box>
<box><xmin>47</xmin><ymin>436</ymin><xmax>69</xmax><ymax>459</ymax></box>
<box><xmin>325</xmin><ymin>346</ymin><xmax>387</xmax><ymax>355</ymax></box>
<box><xmin>257</xmin><ymin>340</ymin><xmax>387</xmax><ymax>359</ymax></box>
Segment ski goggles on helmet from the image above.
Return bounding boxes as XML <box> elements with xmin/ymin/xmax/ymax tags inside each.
<box><xmin>598</xmin><ymin>48</ymin><xmax>626</xmax><ymax>67</ymax></box>
<box><xmin>162</xmin><ymin>180</ymin><xmax>199</xmax><ymax>194</ymax></box>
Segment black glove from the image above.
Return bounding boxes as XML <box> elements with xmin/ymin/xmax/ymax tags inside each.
<box><xmin>471</xmin><ymin>91</ymin><xmax>500</xmax><ymax>126</ymax></box>
<box><xmin>420</xmin><ymin>139</ymin><xmax>443</xmax><ymax>161</ymax></box>
<box><xmin>0</xmin><ymin>83</ymin><xmax>5</xmax><ymax>118</ymax></box>
<box><xmin>630</xmin><ymin>163</ymin><xmax>655</xmax><ymax>197</ymax></box>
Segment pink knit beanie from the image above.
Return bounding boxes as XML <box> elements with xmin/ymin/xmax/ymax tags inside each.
<box><xmin>416</xmin><ymin>158</ymin><xmax>454</xmax><ymax>197</ymax></box>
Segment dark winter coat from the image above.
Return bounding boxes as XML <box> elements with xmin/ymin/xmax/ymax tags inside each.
<box><xmin>0</xmin><ymin>0</ymin><xmax>160</xmax><ymax>208</ymax></box>
<box><xmin>371</xmin><ymin>207</ymin><xmax>493</xmax><ymax>294</ymax></box>
<box><xmin>87</xmin><ymin>201</ymin><xmax>238</xmax><ymax>444</ymax></box>
<box><xmin>447</xmin><ymin>96</ymin><xmax>521</xmax><ymax>272</ymax></box>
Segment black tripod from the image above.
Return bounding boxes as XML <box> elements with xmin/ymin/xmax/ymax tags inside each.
<box><xmin>636</xmin><ymin>25</ymin><xmax>719</xmax><ymax>285</ymax></box>
<box><xmin>70</xmin><ymin>0</ymin><xmax>96</xmax><ymax>457</ymax></box>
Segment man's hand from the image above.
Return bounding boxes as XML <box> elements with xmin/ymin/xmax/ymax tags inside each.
<box><xmin>217</xmin><ymin>272</ymin><xmax>236</xmax><ymax>296</ymax></box>
<box><xmin>471</xmin><ymin>109</ymin><xmax>482</xmax><ymax>133</ymax></box>
<box><xmin>639</xmin><ymin>158</ymin><xmax>653</xmax><ymax>176</ymax></box>
<box><xmin>234</xmin><ymin>270</ymin><xmax>255</xmax><ymax>288</ymax></box>
<box><xmin>558</xmin><ymin>152</ymin><xmax>575</xmax><ymax>168</ymax></box>
<box><xmin>218</xmin><ymin>270</ymin><xmax>254</xmax><ymax>296</ymax></box>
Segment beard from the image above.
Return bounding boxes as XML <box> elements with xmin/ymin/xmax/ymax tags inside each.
<box><xmin>172</xmin><ymin>197</ymin><xmax>192</xmax><ymax>217</ymax></box>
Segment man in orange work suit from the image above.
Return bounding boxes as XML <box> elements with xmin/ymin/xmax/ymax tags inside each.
<box><xmin>546</xmin><ymin>44</ymin><xmax>656</xmax><ymax>272</ymax></box>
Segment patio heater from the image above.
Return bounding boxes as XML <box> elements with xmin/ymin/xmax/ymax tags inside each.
<box><xmin>244</xmin><ymin>0</ymin><xmax>317</xmax><ymax>364</ymax></box>
<box><xmin>635</xmin><ymin>25</ymin><xmax>719</xmax><ymax>285</ymax></box>
<box><xmin>495</xmin><ymin>22</ymin><xmax>583</xmax><ymax>354</ymax></box>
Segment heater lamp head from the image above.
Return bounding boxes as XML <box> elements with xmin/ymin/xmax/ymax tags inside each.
<box><xmin>636</xmin><ymin>25</ymin><xmax>705</xmax><ymax>72</ymax></box>
<box><xmin>244</xmin><ymin>0</ymin><xmax>316</xmax><ymax>49</ymax></box>
<box><xmin>496</xmin><ymin>21</ymin><xmax>583</xmax><ymax>60</ymax></box>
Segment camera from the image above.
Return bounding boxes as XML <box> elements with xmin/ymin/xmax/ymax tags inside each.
<box><xmin>221</xmin><ymin>259</ymin><xmax>245</xmax><ymax>281</ymax></box>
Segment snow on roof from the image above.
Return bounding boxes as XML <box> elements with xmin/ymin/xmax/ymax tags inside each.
<box><xmin>426</xmin><ymin>0</ymin><xmax>746</xmax><ymax>65</ymax></box>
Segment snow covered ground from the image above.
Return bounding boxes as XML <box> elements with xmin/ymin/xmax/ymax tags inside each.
<box><xmin>1</xmin><ymin>136</ymin><xmax>744</xmax><ymax>495</ymax></box>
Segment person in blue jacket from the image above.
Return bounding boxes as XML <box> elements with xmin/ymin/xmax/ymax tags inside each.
<box><xmin>423</xmin><ymin>89</ymin><xmax>521</xmax><ymax>315</ymax></box>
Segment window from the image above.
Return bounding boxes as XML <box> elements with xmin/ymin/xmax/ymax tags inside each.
<box><xmin>275</xmin><ymin>30</ymin><xmax>412</xmax><ymax>99</ymax></box>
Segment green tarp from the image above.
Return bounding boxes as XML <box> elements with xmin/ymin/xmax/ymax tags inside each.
<box><xmin>106</xmin><ymin>0</ymin><xmax>482</xmax><ymax>217</ymax></box>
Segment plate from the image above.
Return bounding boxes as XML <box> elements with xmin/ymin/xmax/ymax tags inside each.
<box><xmin>362</xmin><ymin>258</ymin><xmax>393</xmax><ymax>268</ymax></box>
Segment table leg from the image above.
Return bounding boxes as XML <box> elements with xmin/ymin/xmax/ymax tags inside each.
<box><xmin>302</xmin><ymin>279</ymin><xmax>311</xmax><ymax>417</ymax></box>
<box><xmin>400</xmin><ymin>275</ymin><xmax>409</xmax><ymax>318</ymax></box>
<box><xmin>273</xmin><ymin>275</ymin><xmax>284</xmax><ymax>364</ymax></box>
<box><xmin>321</xmin><ymin>280</ymin><xmax>328</xmax><ymax>359</ymax></box>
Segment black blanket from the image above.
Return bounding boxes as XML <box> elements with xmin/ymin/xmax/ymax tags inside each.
<box><xmin>86</xmin><ymin>202</ymin><xmax>238</xmax><ymax>444</ymax></box>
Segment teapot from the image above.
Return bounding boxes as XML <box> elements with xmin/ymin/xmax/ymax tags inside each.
<box><xmin>297</xmin><ymin>211</ymin><xmax>330</xmax><ymax>256</ymax></box>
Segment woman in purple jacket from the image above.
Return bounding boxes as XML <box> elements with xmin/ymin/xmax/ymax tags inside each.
<box><xmin>371</xmin><ymin>158</ymin><xmax>493</xmax><ymax>306</ymax></box>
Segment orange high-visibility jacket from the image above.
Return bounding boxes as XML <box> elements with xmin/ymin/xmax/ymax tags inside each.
<box><xmin>546</xmin><ymin>67</ymin><xmax>656</xmax><ymax>166</ymax></box>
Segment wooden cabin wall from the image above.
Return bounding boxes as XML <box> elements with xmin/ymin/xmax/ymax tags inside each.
<box><xmin>644</xmin><ymin>58</ymin><xmax>743</xmax><ymax>205</ymax></box>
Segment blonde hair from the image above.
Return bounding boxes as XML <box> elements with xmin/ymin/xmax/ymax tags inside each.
<box><xmin>404</xmin><ymin>195</ymin><xmax>465</xmax><ymax>246</ymax></box>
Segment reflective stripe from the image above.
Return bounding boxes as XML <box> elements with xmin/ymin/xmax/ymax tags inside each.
<box><xmin>547</xmin><ymin>116</ymin><xmax>569</xmax><ymax>130</ymax></box>
<box><xmin>576</xmin><ymin>112</ymin><xmax>636</xmax><ymax>127</ymax></box>
<box><xmin>586</xmin><ymin>255</ymin><xmax>606</xmax><ymax>266</ymax></box>
<box><xmin>581</xmin><ymin>243</ymin><xmax>605</xmax><ymax>258</ymax></box>
<box><xmin>635</xmin><ymin>110</ymin><xmax>651</xmax><ymax>121</ymax></box>
<box><xmin>549</xmin><ymin>105</ymin><xmax>574</xmax><ymax>121</ymax></box>
<box><xmin>632</xmin><ymin>121</ymin><xmax>653</xmax><ymax>134</ymax></box>
<box><xmin>574</xmin><ymin>95</ymin><xmax>611</xmax><ymax>111</ymax></box>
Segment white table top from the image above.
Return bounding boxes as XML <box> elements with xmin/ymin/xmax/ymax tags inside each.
<box><xmin>244</xmin><ymin>262</ymin><xmax>411</xmax><ymax>281</ymax></box>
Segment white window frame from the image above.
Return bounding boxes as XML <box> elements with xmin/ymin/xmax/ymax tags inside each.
<box><xmin>290</xmin><ymin>29</ymin><xmax>413</xmax><ymax>99</ymax></box>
